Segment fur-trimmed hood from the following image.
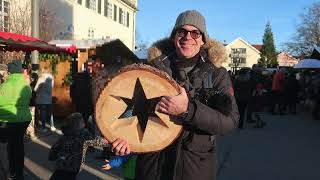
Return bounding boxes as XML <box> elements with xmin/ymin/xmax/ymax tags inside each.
<box><xmin>147</xmin><ymin>38</ymin><xmax>227</xmax><ymax>68</ymax></box>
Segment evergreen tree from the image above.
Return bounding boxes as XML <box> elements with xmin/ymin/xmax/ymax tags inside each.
<box><xmin>260</xmin><ymin>22</ymin><xmax>278</xmax><ymax>68</ymax></box>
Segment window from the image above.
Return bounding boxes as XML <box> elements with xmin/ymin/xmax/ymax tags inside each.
<box><xmin>86</xmin><ymin>0</ymin><xmax>96</xmax><ymax>11</ymax></box>
<box><xmin>116</xmin><ymin>56</ymin><xmax>122</xmax><ymax>64</ymax></box>
<box><xmin>3</xmin><ymin>0</ymin><xmax>8</xmax><ymax>13</ymax></box>
<box><xmin>239</xmin><ymin>48</ymin><xmax>246</xmax><ymax>54</ymax></box>
<box><xmin>88</xmin><ymin>28</ymin><xmax>95</xmax><ymax>39</ymax></box>
<box><xmin>89</xmin><ymin>0</ymin><xmax>96</xmax><ymax>11</ymax></box>
<box><xmin>119</xmin><ymin>8</ymin><xmax>128</xmax><ymax>26</ymax></box>
<box><xmin>122</xmin><ymin>10</ymin><xmax>127</xmax><ymax>25</ymax></box>
<box><xmin>0</xmin><ymin>0</ymin><xmax>9</xmax><ymax>32</ymax></box>
<box><xmin>239</xmin><ymin>58</ymin><xmax>246</xmax><ymax>63</ymax></box>
<box><xmin>77</xmin><ymin>0</ymin><xmax>82</xmax><ymax>5</ymax></box>
<box><xmin>104</xmin><ymin>0</ymin><xmax>112</xmax><ymax>18</ymax></box>
<box><xmin>3</xmin><ymin>15</ymin><xmax>8</xmax><ymax>31</ymax></box>
<box><xmin>97</xmin><ymin>0</ymin><xmax>101</xmax><ymax>14</ymax></box>
<box><xmin>113</xmin><ymin>5</ymin><xmax>117</xmax><ymax>21</ymax></box>
<box><xmin>231</xmin><ymin>48</ymin><xmax>246</xmax><ymax>54</ymax></box>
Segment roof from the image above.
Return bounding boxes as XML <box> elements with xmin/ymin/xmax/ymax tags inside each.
<box><xmin>96</xmin><ymin>39</ymin><xmax>139</xmax><ymax>63</ymax></box>
<box><xmin>49</xmin><ymin>38</ymin><xmax>114</xmax><ymax>49</ymax></box>
<box><xmin>226</xmin><ymin>37</ymin><xmax>261</xmax><ymax>54</ymax></box>
<box><xmin>251</xmin><ymin>44</ymin><xmax>263</xmax><ymax>52</ymax></box>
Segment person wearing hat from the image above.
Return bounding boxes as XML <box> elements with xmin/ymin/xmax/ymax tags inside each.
<box><xmin>109</xmin><ymin>10</ymin><xmax>239</xmax><ymax>180</ymax></box>
<box><xmin>0</xmin><ymin>60</ymin><xmax>32</xmax><ymax>180</ymax></box>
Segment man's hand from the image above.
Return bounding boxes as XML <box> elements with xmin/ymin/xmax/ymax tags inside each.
<box><xmin>111</xmin><ymin>138</ymin><xmax>130</xmax><ymax>156</ymax></box>
<box><xmin>157</xmin><ymin>86</ymin><xmax>188</xmax><ymax>116</ymax></box>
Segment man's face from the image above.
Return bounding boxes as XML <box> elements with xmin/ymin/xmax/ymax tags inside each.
<box><xmin>173</xmin><ymin>25</ymin><xmax>204</xmax><ymax>59</ymax></box>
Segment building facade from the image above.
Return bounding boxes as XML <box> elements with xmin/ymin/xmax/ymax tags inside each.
<box><xmin>222</xmin><ymin>37</ymin><xmax>261</xmax><ymax>72</ymax></box>
<box><xmin>277</xmin><ymin>52</ymin><xmax>298</xmax><ymax>67</ymax></box>
<box><xmin>2</xmin><ymin>0</ymin><xmax>137</xmax><ymax>50</ymax></box>
<box><xmin>46</xmin><ymin>0</ymin><xmax>138</xmax><ymax>50</ymax></box>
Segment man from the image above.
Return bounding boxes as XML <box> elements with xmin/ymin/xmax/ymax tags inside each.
<box><xmin>234</xmin><ymin>68</ymin><xmax>252</xmax><ymax>128</ymax></box>
<box><xmin>271</xmin><ymin>69</ymin><xmax>286</xmax><ymax>114</ymax></box>
<box><xmin>70</xmin><ymin>63</ymin><xmax>93</xmax><ymax>129</ymax></box>
<box><xmin>110</xmin><ymin>10</ymin><xmax>239</xmax><ymax>180</ymax></box>
<box><xmin>0</xmin><ymin>60</ymin><xmax>32</xmax><ymax>180</ymax></box>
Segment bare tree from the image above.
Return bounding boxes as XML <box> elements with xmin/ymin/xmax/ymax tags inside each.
<box><xmin>0</xmin><ymin>0</ymin><xmax>64</xmax><ymax>64</ymax></box>
<box><xmin>0</xmin><ymin>0</ymin><xmax>31</xmax><ymax>64</ymax></box>
<box><xmin>284</xmin><ymin>2</ymin><xmax>320</xmax><ymax>56</ymax></box>
<box><xmin>135</xmin><ymin>30</ymin><xmax>149</xmax><ymax>51</ymax></box>
<box><xmin>39</xmin><ymin>0</ymin><xmax>64</xmax><ymax>41</ymax></box>
<box><xmin>9</xmin><ymin>0</ymin><xmax>31</xmax><ymax>35</ymax></box>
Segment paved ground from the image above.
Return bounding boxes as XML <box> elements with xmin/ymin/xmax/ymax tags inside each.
<box><xmin>23</xmin><ymin>132</ymin><xmax>123</xmax><ymax>180</ymax></box>
<box><xmin>217</xmin><ymin>111</ymin><xmax>320</xmax><ymax>180</ymax></box>
<box><xmin>1</xmin><ymin>121</ymin><xmax>123</xmax><ymax>180</ymax></box>
<box><xmin>1</xmin><ymin>108</ymin><xmax>320</xmax><ymax>180</ymax></box>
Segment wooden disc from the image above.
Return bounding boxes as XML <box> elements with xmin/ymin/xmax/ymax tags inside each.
<box><xmin>95</xmin><ymin>64</ymin><xmax>182</xmax><ymax>153</ymax></box>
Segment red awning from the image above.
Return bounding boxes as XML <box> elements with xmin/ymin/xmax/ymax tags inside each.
<box><xmin>0</xmin><ymin>31</ymin><xmax>76</xmax><ymax>55</ymax></box>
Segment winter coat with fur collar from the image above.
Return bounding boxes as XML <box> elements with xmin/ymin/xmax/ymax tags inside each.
<box><xmin>135</xmin><ymin>38</ymin><xmax>239</xmax><ymax>180</ymax></box>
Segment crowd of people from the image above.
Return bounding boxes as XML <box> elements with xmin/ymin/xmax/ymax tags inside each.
<box><xmin>232</xmin><ymin>64</ymin><xmax>320</xmax><ymax>129</ymax></box>
<box><xmin>0</xmin><ymin>9</ymin><xmax>320</xmax><ymax>180</ymax></box>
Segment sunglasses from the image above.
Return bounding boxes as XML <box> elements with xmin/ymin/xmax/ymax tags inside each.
<box><xmin>176</xmin><ymin>28</ymin><xmax>202</xmax><ymax>39</ymax></box>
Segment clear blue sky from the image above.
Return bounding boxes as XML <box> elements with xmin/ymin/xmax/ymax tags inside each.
<box><xmin>136</xmin><ymin>0</ymin><xmax>318</xmax><ymax>51</ymax></box>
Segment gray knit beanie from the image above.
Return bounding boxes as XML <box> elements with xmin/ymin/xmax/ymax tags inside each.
<box><xmin>7</xmin><ymin>60</ymin><xmax>23</xmax><ymax>74</ymax></box>
<box><xmin>171</xmin><ymin>10</ymin><xmax>208</xmax><ymax>43</ymax></box>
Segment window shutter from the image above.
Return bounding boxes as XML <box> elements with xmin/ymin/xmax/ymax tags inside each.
<box><xmin>86</xmin><ymin>0</ymin><xmax>89</xmax><ymax>8</ymax></box>
<box><xmin>98</xmin><ymin>0</ymin><xmax>101</xmax><ymax>14</ymax></box>
<box><xmin>104</xmin><ymin>0</ymin><xmax>108</xmax><ymax>17</ymax></box>
<box><xmin>127</xmin><ymin>12</ymin><xmax>129</xmax><ymax>27</ymax></box>
<box><xmin>119</xmin><ymin>8</ymin><xmax>122</xmax><ymax>24</ymax></box>
<box><xmin>114</xmin><ymin>5</ymin><xmax>117</xmax><ymax>21</ymax></box>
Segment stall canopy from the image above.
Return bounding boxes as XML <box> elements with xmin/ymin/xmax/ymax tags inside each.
<box><xmin>0</xmin><ymin>31</ymin><xmax>76</xmax><ymax>55</ymax></box>
<box><xmin>294</xmin><ymin>59</ymin><xmax>320</xmax><ymax>69</ymax></box>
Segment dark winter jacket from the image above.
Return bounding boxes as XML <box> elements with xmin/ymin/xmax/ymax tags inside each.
<box><xmin>234</xmin><ymin>74</ymin><xmax>253</xmax><ymax>103</ymax></box>
<box><xmin>70</xmin><ymin>71</ymin><xmax>93</xmax><ymax>114</ymax></box>
<box><xmin>135</xmin><ymin>38</ymin><xmax>239</xmax><ymax>180</ymax></box>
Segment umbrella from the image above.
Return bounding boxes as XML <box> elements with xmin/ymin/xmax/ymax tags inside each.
<box><xmin>294</xmin><ymin>59</ymin><xmax>320</xmax><ymax>69</ymax></box>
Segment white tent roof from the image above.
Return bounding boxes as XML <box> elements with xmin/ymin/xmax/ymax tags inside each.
<box><xmin>294</xmin><ymin>59</ymin><xmax>320</xmax><ymax>69</ymax></box>
<box><xmin>48</xmin><ymin>38</ymin><xmax>115</xmax><ymax>49</ymax></box>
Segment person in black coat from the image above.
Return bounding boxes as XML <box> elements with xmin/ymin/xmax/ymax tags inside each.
<box><xmin>286</xmin><ymin>73</ymin><xmax>300</xmax><ymax>114</ymax></box>
<box><xmin>234</xmin><ymin>68</ymin><xmax>253</xmax><ymax>128</ymax></box>
<box><xmin>108</xmin><ymin>10</ymin><xmax>239</xmax><ymax>180</ymax></box>
<box><xmin>70</xmin><ymin>67</ymin><xmax>93</xmax><ymax>128</ymax></box>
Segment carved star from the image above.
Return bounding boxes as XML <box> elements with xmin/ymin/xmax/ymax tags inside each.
<box><xmin>118</xmin><ymin>78</ymin><xmax>161</xmax><ymax>133</ymax></box>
